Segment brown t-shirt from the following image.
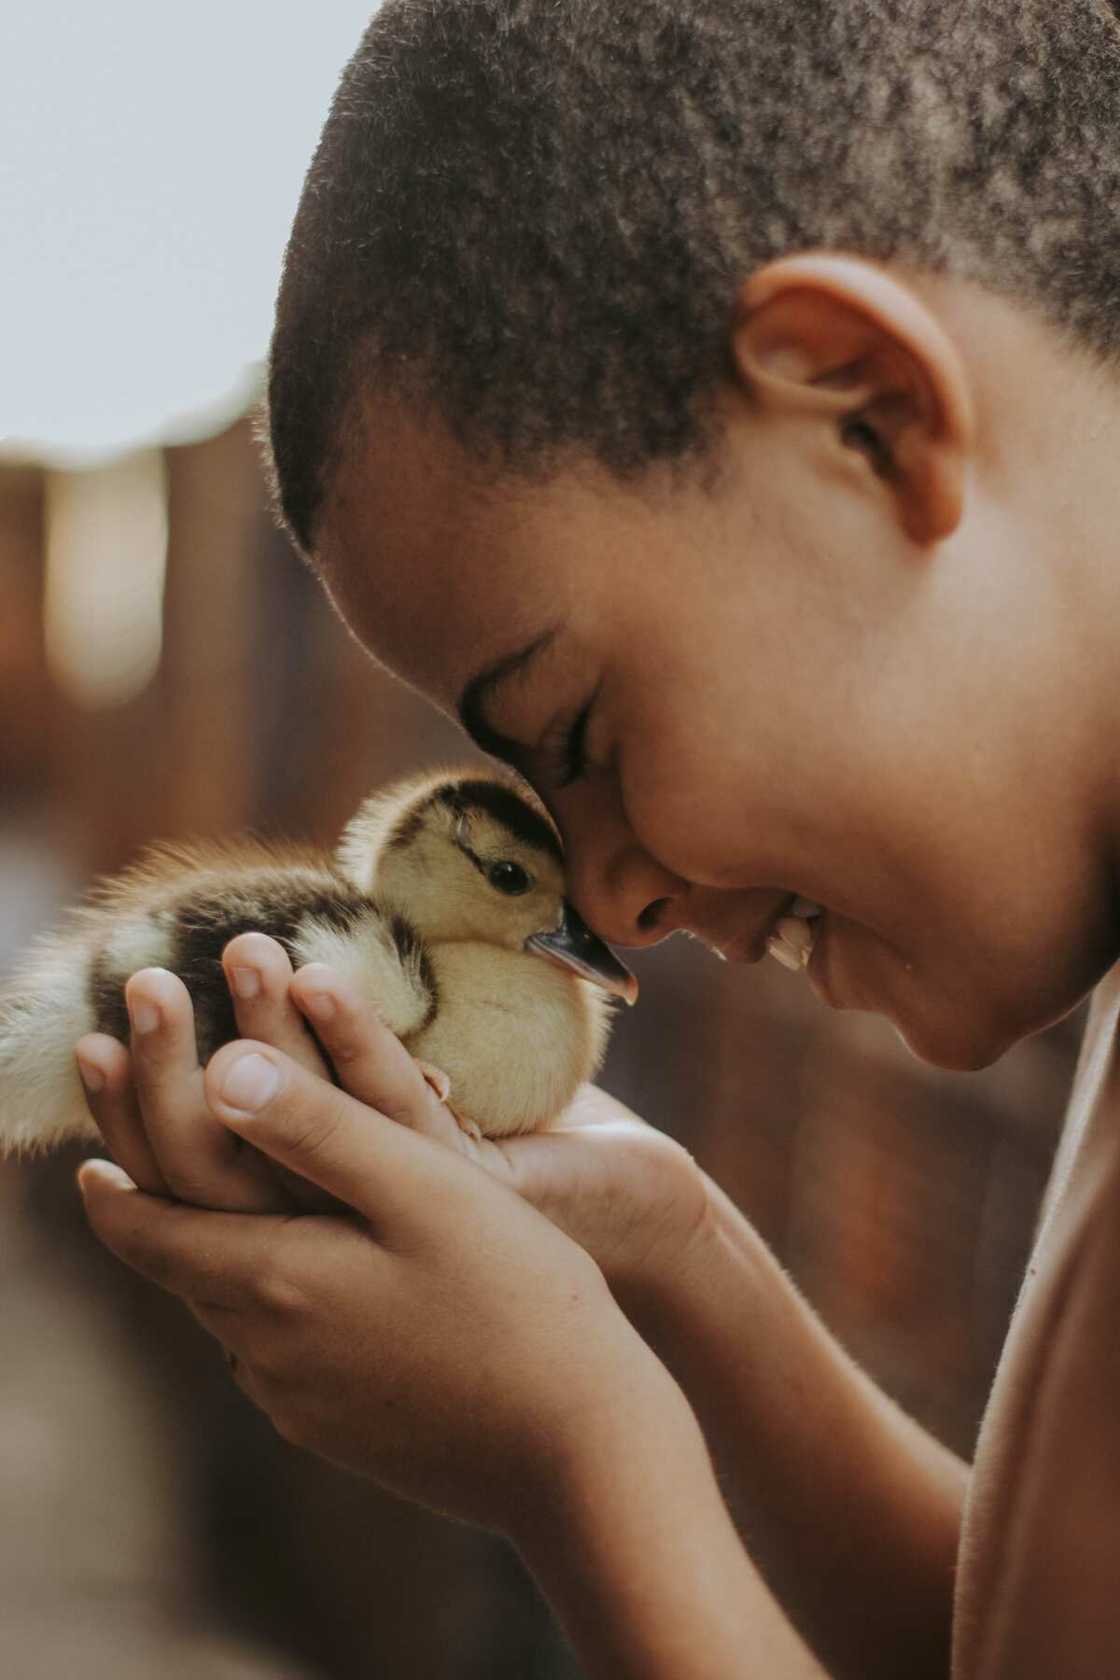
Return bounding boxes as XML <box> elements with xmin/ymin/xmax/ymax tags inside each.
<box><xmin>953</xmin><ymin>966</ymin><xmax>1120</xmax><ymax>1677</ymax></box>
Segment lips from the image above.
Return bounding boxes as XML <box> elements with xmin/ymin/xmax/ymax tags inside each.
<box><xmin>671</xmin><ymin>895</ymin><xmax>829</xmax><ymax>969</ymax></box>
<box><xmin>681</xmin><ymin>897</ymin><xmax>796</xmax><ymax>965</ymax></box>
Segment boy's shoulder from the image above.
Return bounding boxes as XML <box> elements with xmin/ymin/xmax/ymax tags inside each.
<box><xmin>1033</xmin><ymin>965</ymin><xmax>1120</xmax><ymax>1239</ymax></box>
<box><xmin>953</xmin><ymin>966</ymin><xmax>1120</xmax><ymax>1679</ymax></box>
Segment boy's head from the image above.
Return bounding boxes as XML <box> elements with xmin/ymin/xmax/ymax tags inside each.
<box><xmin>265</xmin><ymin>0</ymin><xmax>1120</xmax><ymax>1070</ymax></box>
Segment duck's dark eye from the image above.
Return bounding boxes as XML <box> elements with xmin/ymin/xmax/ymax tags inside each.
<box><xmin>487</xmin><ymin>861</ymin><xmax>533</xmax><ymax>896</ymax></box>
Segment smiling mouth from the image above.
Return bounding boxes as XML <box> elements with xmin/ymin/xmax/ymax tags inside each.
<box><xmin>690</xmin><ymin>896</ymin><xmax>826</xmax><ymax>968</ymax></box>
<box><xmin>766</xmin><ymin>899</ymin><xmax>824</xmax><ymax>972</ymax></box>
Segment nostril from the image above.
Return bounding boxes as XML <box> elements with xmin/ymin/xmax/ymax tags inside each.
<box><xmin>637</xmin><ymin>897</ymin><xmax>672</xmax><ymax>934</ymax></box>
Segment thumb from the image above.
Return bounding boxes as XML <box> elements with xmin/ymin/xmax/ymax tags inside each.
<box><xmin>204</xmin><ymin>1041</ymin><xmax>453</xmax><ymax>1230</ymax></box>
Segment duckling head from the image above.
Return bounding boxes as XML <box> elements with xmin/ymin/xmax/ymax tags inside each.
<box><xmin>336</xmin><ymin>771</ymin><xmax>637</xmax><ymax>1003</ymax></box>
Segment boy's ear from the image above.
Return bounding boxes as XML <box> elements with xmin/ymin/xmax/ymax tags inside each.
<box><xmin>732</xmin><ymin>254</ymin><xmax>975</xmax><ymax>545</ymax></box>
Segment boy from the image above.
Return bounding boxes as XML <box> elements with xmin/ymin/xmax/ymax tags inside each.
<box><xmin>75</xmin><ymin>3</ymin><xmax>1120</xmax><ymax>1674</ymax></box>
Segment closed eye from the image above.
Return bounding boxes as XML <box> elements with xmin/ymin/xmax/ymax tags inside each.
<box><xmin>542</xmin><ymin>691</ymin><xmax>597</xmax><ymax>788</ymax></box>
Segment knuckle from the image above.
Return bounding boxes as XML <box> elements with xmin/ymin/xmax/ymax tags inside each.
<box><xmin>163</xmin><ymin>1168</ymin><xmax>220</xmax><ymax>1206</ymax></box>
<box><xmin>129</xmin><ymin>1035</ymin><xmax>168</xmax><ymax>1073</ymax></box>
<box><xmin>159</xmin><ymin>1138</ymin><xmax>237</xmax><ymax>1207</ymax></box>
<box><xmin>132</xmin><ymin>1039</ymin><xmax>188</xmax><ymax>1085</ymax></box>
<box><xmin>321</xmin><ymin>1022</ymin><xmax>362</xmax><ymax>1064</ymax></box>
<box><xmin>257</xmin><ymin>1266</ymin><xmax>310</xmax><ymax>1318</ymax></box>
<box><xmin>253</xmin><ymin>1230</ymin><xmax>315</xmax><ymax>1315</ymax></box>
<box><xmin>376</xmin><ymin>1086</ymin><xmax>423</xmax><ymax>1128</ymax></box>
<box><xmin>284</xmin><ymin>1098</ymin><xmax>348</xmax><ymax>1162</ymax></box>
<box><xmin>89</xmin><ymin>1075</ymin><xmax>127</xmax><ymax>1119</ymax></box>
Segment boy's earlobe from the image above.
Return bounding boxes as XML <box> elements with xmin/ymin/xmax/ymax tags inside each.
<box><xmin>731</xmin><ymin>254</ymin><xmax>975</xmax><ymax>546</ymax></box>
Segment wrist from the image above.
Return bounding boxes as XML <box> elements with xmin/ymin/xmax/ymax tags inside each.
<box><xmin>515</xmin><ymin>1310</ymin><xmax>690</xmax><ymax>1544</ymax></box>
<box><xmin>609</xmin><ymin>1157</ymin><xmax>734</xmax><ymax>1343</ymax></box>
<box><xmin>513</xmin><ymin>1351</ymin><xmax>823</xmax><ymax>1680</ymax></box>
<box><xmin>603</xmin><ymin>1138</ymin><xmax>723</xmax><ymax>1311</ymax></box>
<box><xmin>520</xmin><ymin>1370</ymin><xmax>702</xmax><ymax>1585</ymax></box>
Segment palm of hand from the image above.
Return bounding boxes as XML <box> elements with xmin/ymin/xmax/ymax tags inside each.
<box><xmin>489</xmin><ymin>1088</ymin><xmax>709</xmax><ymax>1296</ymax></box>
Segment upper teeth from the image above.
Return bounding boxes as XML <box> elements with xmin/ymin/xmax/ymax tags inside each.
<box><xmin>767</xmin><ymin>901</ymin><xmax>823</xmax><ymax>972</ymax></box>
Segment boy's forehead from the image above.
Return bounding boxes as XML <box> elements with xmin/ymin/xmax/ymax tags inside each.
<box><xmin>320</xmin><ymin>398</ymin><xmax>600</xmax><ymax>704</ymax></box>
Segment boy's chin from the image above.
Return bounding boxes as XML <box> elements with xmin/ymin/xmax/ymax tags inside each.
<box><xmin>888</xmin><ymin>980</ymin><xmax>1084</xmax><ymax>1073</ymax></box>
<box><xmin>886</xmin><ymin>981</ymin><xmax>1034</xmax><ymax>1075</ymax></box>
<box><xmin>891</xmin><ymin>1012</ymin><xmax>1012</xmax><ymax>1073</ymax></box>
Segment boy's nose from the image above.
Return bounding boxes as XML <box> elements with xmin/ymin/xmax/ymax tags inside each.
<box><xmin>562</xmin><ymin>834</ymin><xmax>686</xmax><ymax>951</ymax></box>
<box><xmin>570</xmin><ymin>882</ymin><xmax>682</xmax><ymax>952</ymax></box>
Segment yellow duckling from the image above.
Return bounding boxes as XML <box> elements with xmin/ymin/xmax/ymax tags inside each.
<box><xmin>0</xmin><ymin>769</ymin><xmax>636</xmax><ymax>1155</ymax></box>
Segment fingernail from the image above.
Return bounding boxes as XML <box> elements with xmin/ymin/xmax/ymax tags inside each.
<box><xmin>301</xmin><ymin>990</ymin><xmax>335</xmax><ymax>1022</ymax></box>
<box><xmin>230</xmin><ymin>967</ymin><xmax>262</xmax><ymax>1000</ymax></box>
<box><xmin>220</xmin><ymin>1052</ymin><xmax>281</xmax><ymax>1113</ymax></box>
<box><xmin>76</xmin><ymin>1053</ymin><xmax>105</xmax><ymax>1093</ymax></box>
<box><xmin>78</xmin><ymin>1159</ymin><xmax>135</xmax><ymax>1194</ymax></box>
<box><xmin>129</xmin><ymin>998</ymin><xmax>160</xmax><ymax>1035</ymax></box>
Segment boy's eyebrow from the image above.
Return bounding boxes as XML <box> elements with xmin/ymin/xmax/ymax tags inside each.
<box><xmin>457</xmin><ymin>626</ymin><xmax>560</xmax><ymax>761</ymax></box>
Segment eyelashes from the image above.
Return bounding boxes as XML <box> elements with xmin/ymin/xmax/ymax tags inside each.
<box><xmin>539</xmin><ymin>688</ymin><xmax>599</xmax><ymax>789</ymax></box>
<box><xmin>558</xmin><ymin>697</ymin><xmax>593</xmax><ymax>786</ymax></box>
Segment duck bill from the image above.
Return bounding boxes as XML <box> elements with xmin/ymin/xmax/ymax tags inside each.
<box><xmin>526</xmin><ymin>903</ymin><xmax>639</xmax><ymax>1005</ymax></box>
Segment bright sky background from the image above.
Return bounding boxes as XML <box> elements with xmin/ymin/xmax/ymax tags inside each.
<box><xmin>1</xmin><ymin>4</ymin><xmax>379</xmax><ymax>465</ymax></box>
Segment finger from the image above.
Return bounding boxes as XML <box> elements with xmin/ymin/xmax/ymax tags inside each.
<box><xmin>75</xmin><ymin>1034</ymin><xmax>170</xmax><ymax>1195</ymax></box>
<box><xmin>77</xmin><ymin>1157</ymin><xmax>297</xmax><ymax>1308</ymax></box>
<box><xmin>222</xmin><ymin>934</ymin><xmax>329</xmax><ymax>1080</ymax></box>
<box><xmin>221</xmin><ymin>940</ymin><xmax>356</xmax><ymax>1212</ymax></box>
<box><xmin>125</xmin><ymin>969</ymin><xmax>289</xmax><ymax>1212</ymax></box>
<box><xmin>289</xmin><ymin>964</ymin><xmax>463</xmax><ymax>1148</ymax></box>
<box><xmin>203</xmin><ymin>1040</ymin><xmax>466</xmax><ymax>1231</ymax></box>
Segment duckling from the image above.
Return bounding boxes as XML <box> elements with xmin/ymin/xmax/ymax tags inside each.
<box><xmin>0</xmin><ymin>769</ymin><xmax>636</xmax><ymax>1156</ymax></box>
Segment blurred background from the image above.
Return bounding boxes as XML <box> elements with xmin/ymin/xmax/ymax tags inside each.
<box><xmin>0</xmin><ymin>6</ymin><xmax>1083</xmax><ymax>1678</ymax></box>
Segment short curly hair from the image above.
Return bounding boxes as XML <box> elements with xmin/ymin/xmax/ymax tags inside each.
<box><xmin>267</xmin><ymin>0</ymin><xmax>1120</xmax><ymax>555</ymax></box>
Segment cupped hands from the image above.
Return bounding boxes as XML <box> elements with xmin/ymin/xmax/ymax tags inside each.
<box><xmin>72</xmin><ymin>933</ymin><xmax>684</xmax><ymax>1531</ymax></box>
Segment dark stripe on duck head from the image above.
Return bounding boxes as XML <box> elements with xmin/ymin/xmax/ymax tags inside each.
<box><xmin>435</xmin><ymin>780</ymin><xmax>563</xmax><ymax>863</ymax></box>
<box><xmin>387</xmin><ymin>807</ymin><xmax>427</xmax><ymax>850</ymax></box>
